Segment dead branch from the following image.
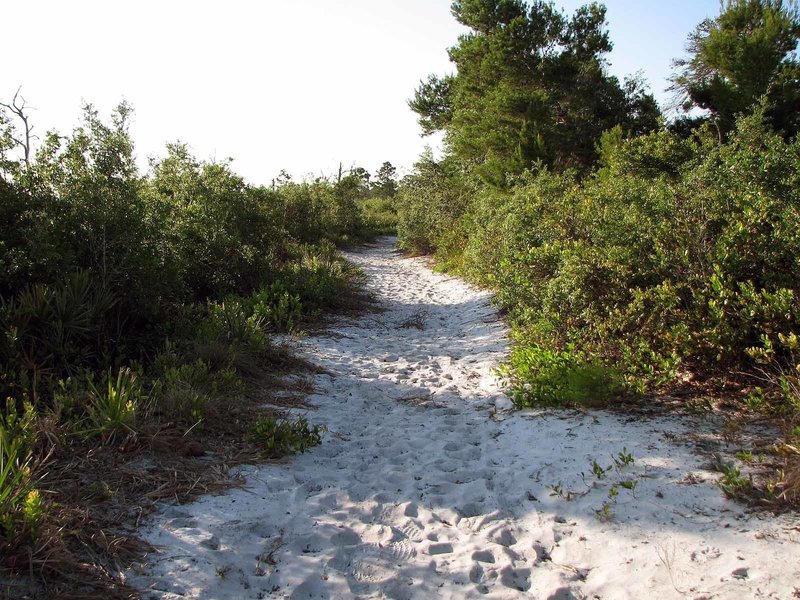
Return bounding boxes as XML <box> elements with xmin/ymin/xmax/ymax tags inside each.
<box><xmin>0</xmin><ymin>86</ymin><xmax>37</xmax><ymax>165</ymax></box>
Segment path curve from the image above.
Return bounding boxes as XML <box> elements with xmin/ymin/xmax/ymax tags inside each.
<box><xmin>130</xmin><ymin>237</ymin><xmax>799</xmax><ymax>599</ymax></box>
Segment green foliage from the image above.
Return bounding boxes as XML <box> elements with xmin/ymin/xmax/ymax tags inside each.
<box><xmin>147</xmin><ymin>143</ymin><xmax>286</xmax><ymax>301</ymax></box>
<box><xmin>201</xmin><ymin>301</ymin><xmax>270</xmax><ymax>355</ymax></box>
<box><xmin>250</xmin><ymin>284</ymin><xmax>304</xmax><ymax>332</ymax></box>
<box><xmin>594</xmin><ymin>501</ymin><xmax>613</xmax><ymax>522</ymax></box>
<box><xmin>403</xmin><ymin>110</ymin><xmax>800</xmax><ymax>397</ymax></box>
<box><xmin>672</xmin><ymin>0</ymin><xmax>800</xmax><ymax>137</ymax></box>
<box><xmin>591</xmin><ymin>460</ymin><xmax>611</xmax><ymax>480</ymax></box>
<box><xmin>411</xmin><ymin>1</ymin><xmax>660</xmax><ymax>177</ymax></box>
<box><xmin>371</xmin><ymin>162</ymin><xmax>398</xmax><ymax>198</ymax></box>
<box><xmin>587</xmin><ymin>448</ymin><xmax>639</xmax><ymax>520</ymax></box>
<box><xmin>0</xmin><ymin>271</ymin><xmax>116</xmax><ymax>397</ymax></box>
<box><xmin>399</xmin><ymin>1</ymin><xmax>800</xmax><ymax>417</ymax></box>
<box><xmin>0</xmin><ymin>400</ymin><xmax>41</xmax><ymax>540</ymax></box>
<box><xmin>155</xmin><ymin>359</ymin><xmax>212</xmax><ymax>426</ymax></box>
<box><xmin>358</xmin><ymin>197</ymin><xmax>398</xmax><ymax>237</ymax></box>
<box><xmin>9</xmin><ymin>103</ymin><xmax>165</xmax><ymax>315</ymax></box>
<box><xmin>745</xmin><ymin>332</ymin><xmax>800</xmax><ymax>439</ymax></box>
<box><xmin>396</xmin><ymin>151</ymin><xmax>475</xmax><ymax>257</ymax></box>
<box><xmin>239</xmin><ymin>244</ymin><xmax>359</xmax><ymax>333</ymax></box>
<box><xmin>151</xmin><ymin>353</ymin><xmax>242</xmax><ymax>427</ymax></box>
<box><xmin>717</xmin><ymin>464</ymin><xmax>754</xmax><ymax>497</ymax></box>
<box><xmin>246</xmin><ymin>415</ymin><xmax>324</xmax><ymax>458</ymax></box>
<box><xmin>503</xmin><ymin>346</ymin><xmax>623</xmax><ymax>408</ymax></box>
<box><xmin>0</xmin><ymin>100</ymin><xmax>374</xmax><ymax>412</ymax></box>
<box><xmin>274</xmin><ymin>175</ymin><xmax>365</xmax><ymax>244</ymax></box>
<box><xmin>0</xmin><ymin>96</ymin><xmax>372</xmax><ymax>563</ymax></box>
<box><xmin>613</xmin><ymin>447</ymin><xmax>635</xmax><ymax>469</ymax></box>
<box><xmin>85</xmin><ymin>367</ymin><xmax>142</xmax><ymax>442</ymax></box>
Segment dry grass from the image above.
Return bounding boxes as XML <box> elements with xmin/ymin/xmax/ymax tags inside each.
<box><xmin>397</xmin><ymin>393</ymin><xmax>445</xmax><ymax>409</ymax></box>
<box><xmin>775</xmin><ymin>445</ymin><xmax>800</xmax><ymax>505</ymax></box>
<box><xmin>0</xmin><ymin>350</ymin><xmax>325</xmax><ymax>599</ymax></box>
<box><xmin>397</xmin><ymin>309</ymin><xmax>427</xmax><ymax>331</ymax></box>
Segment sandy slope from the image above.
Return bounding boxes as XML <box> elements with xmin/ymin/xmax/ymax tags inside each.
<box><xmin>129</xmin><ymin>237</ymin><xmax>799</xmax><ymax>599</ymax></box>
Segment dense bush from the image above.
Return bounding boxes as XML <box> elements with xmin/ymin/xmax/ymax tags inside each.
<box><xmin>396</xmin><ymin>150</ymin><xmax>476</xmax><ymax>271</ymax></box>
<box><xmin>0</xmin><ymin>102</ymin><xmax>377</xmax><ymax>552</ymax></box>
<box><xmin>357</xmin><ymin>197</ymin><xmax>398</xmax><ymax>238</ymax></box>
<box><xmin>0</xmin><ymin>103</ymin><xmax>376</xmax><ymax>398</ymax></box>
<box><xmin>501</xmin><ymin>346</ymin><xmax>623</xmax><ymax>408</ymax></box>
<box><xmin>399</xmin><ymin>0</ymin><xmax>800</xmax><ymax>425</ymax></box>
<box><xmin>399</xmin><ymin>111</ymin><xmax>800</xmax><ymax>407</ymax></box>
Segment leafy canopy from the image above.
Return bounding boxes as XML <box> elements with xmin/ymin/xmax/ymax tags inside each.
<box><xmin>672</xmin><ymin>0</ymin><xmax>800</xmax><ymax>137</ymax></box>
<box><xmin>409</xmin><ymin>0</ymin><xmax>660</xmax><ymax>182</ymax></box>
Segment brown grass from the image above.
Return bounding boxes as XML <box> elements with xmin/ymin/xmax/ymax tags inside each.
<box><xmin>775</xmin><ymin>444</ymin><xmax>800</xmax><ymax>505</ymax></box>
<box><xmin>0</xmin><ymin>349</ymin><xmax>324</xmax><ymax>599</ymax></box>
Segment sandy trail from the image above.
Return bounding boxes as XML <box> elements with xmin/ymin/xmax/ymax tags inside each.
<box><xmin>130</xmin><ymin>237</ymin><xmax>799</xmax><ymax>599</ymax></box>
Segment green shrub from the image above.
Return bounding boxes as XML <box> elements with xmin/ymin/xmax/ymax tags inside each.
<box><xmin>154</xmin><ymin>360</ymin><xmax>212</xmax><ymax>426</ymax></box>
<box><xmin>402</xmin><ymin>111</ymin><xmax>800</xmax><ymax>396</ymax></box>
<box><xmin>0</xmin><ymin>271</ymin><xmax>116</xmax><ymax>401</ymax></box>
<box><xmin>0</xmin><ymin>400</ymin><xmax>42</xmax><ymax>540</ymax></box>
<box><xmin>0</xmin><ymin>96</ymin><xmax>372</xmax><ymax>588</ymax></box>
<box><xmin>248</xmin><ymin>244</ymin><xmax>362</xmax><ymax>323</ymax></box>
<box><xmin>503</xmin><ymin>346</ymin><xmax>623</xmax><ymax>409</ymax></box>
<box><xmin>250</xmin><ymin>283</ymin><xmax>304</xmax><ymax>332</ymax></box>
<box><xmin>148</xmin><ymin>145</ymin><xmax>287</xmax><ymax>301</ymax></box>
<box><xmin>246</xmin><ymin>415</ymin><xmax>324</xmax><ymax>458</ymax></box>
<box><xmin>273</xmin><ymin>174</ymin><xmax>366</xmax><ymax>244</ymax></box>
<box><xmin>200</xmin><ymin>300</ymin><xmax>270</xmax><ymax>356</ymax></box>
<box><xmin>357</xmin><ymin>197</ymin><xmax>397</xmax><ymax>237</ymax></box>
<box><xmin>152</xmin><ymin>356</ymin><xmax>242</xmax><ymax>427</ymax></box>
<box><xmin>85</xmin><ymin>367</ymin><xmax>142</xmax><ymax>442</ymax></box>
<box><xmin>396</xmin><ymin>151</ymin><xmax>474</xmax><ymax>256</ymax></box>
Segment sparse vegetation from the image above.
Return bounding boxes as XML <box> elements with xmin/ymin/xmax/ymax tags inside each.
<box><xmin>246</xmin><ymin>415</ymin><xmax>325</xmax><ymax>459</ymax></box>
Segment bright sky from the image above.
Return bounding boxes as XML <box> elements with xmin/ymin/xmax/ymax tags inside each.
<box><xmin>3</xmin><ymin>0</ymin><xmax>720</xmax><ymax>185</ymax></box>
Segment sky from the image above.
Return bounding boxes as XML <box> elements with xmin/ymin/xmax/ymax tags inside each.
<box><xmin>2</xmin><ymin>0</ymin><xmax>721</xmax><ymax>185</ymax></box>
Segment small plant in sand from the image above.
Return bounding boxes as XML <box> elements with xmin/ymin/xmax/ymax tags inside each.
<box><xmin>580</xmin><ymin>458</ymin><xmax>612</xmax><ymax>487</ymax></box>
<box><xmin>591</xmin><ymin>459</ymin><xmax>612</xmax><ymax>480</ymax></box>
<box><xmin>594</xmin><ymin>480</ymin><xmax>640</xmax><ymax>522</ymax></box>
<box><xmin>215</xmin><ymin>565</ymin><xmax>231</xmax><ymax>578</ymax></box>
<box><xmin>717</xmin><ymin>464</ymin><xmax>754</xmax><ymax>498</ymax></box>
<box><xmin>613</xmin><ymin>447</ymin><xmax>635</xmax><ymax>470</ymax></box>
<box><xmin>246</xmin><ymin>415</ymin><xmax>324</xmax><ymax>458</ymax></box>
<box><xmin>589</xmin><ymin>449</ymin><xmax>640</xmax><ymax>521</ymax></box>
<box><xmin>398</xmin><ymin>309</ymin><xmax>427</xmax><ymax>330</ymax></box>
<box><xmin>594</xmin><ymin>501</ymin><xmax>614</xmax><ymax>522</ymax></box>
<box><xmin>546</xmin><ymin>482</ymin><xmax>566</xmax><ymax>499</ymax></box>
<box><xmin>617</xmin><ymin>479</ymin><xmax>639</xmax><ymax>496</ymax></box>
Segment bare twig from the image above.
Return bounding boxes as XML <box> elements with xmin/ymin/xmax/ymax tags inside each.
<box><xmin>0</xmin><ymin>87</ymin><xmax>37</xmax><ymax>165</ymax></box>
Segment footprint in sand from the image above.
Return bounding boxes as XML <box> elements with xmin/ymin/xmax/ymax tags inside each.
<box><xmin>128</xmin><ymin>238</ymin><xmax>800</xmax><ymax>600</ymax></box>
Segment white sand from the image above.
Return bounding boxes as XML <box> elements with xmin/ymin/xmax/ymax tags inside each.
<box><xmin>129</xmin><ymin>237</ymin><xmax>799</xmax><ymax>599</ymax></box>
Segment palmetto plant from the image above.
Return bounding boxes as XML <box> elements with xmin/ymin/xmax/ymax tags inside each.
<box><xmin>0</xmin><ymin>271</ymin><xmax>116</xmax><ymax>401</ymax></box>
<box><xmin>208</xmin><ymin>301</ymin><xmax>269</xmax><ymax>346</ymax></box>
<box><xmin>86</xmin><ymin>367</ymin><xmax>142</xmax><ymax>443</ymax></box>
<box><xmin>246</xmin><ymin>415</ymin><xmax>324</xmax><ymax>458</ymax></box>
